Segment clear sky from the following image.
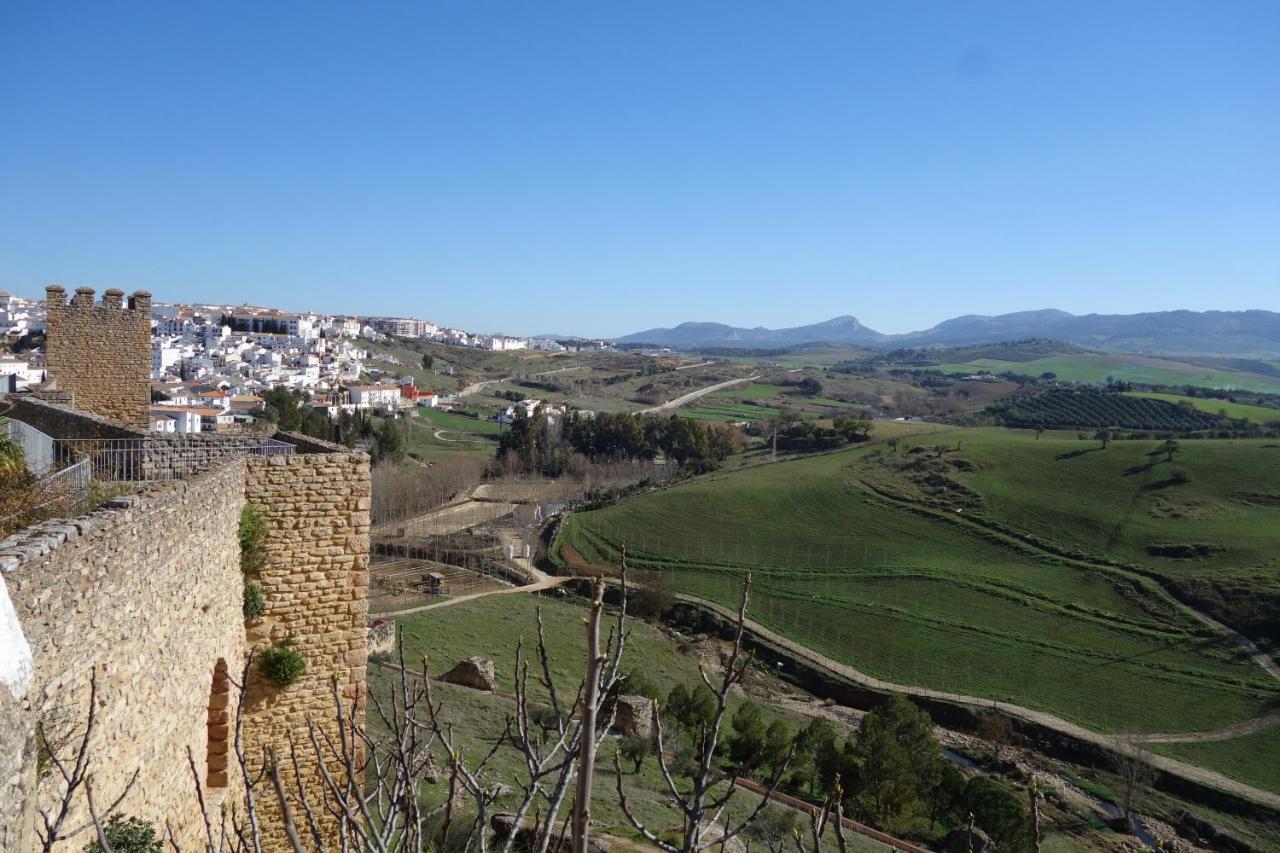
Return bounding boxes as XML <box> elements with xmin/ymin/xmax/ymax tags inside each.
<box><xmin>1</xmin><ymin>2</ymin><xmax>1277</xmax><ymax>337</ymax></box>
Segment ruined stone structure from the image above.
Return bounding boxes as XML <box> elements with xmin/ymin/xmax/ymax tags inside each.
<box><xmin>612</xmin><ymin>695</ymin><xmax>655</xmax><ymax>739</ymax></box>
<box><xmin>43</xmin><ymin>285</ymin><xmax>151</xmax><ymax>429</ymax></box>
<box><xmin>0</xmin><ymin>290</ymin><xmax>369</xmax><ymax>851</ymax></box>
<box><xmin>440</xmin><ymin>656</ymin><xmax>498</xmax><ymax>692</ymax></box>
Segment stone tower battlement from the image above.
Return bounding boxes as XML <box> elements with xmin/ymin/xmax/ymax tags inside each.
<box><xmin>44</xmin><ymin>284</ymin><xmax>151</xmax><ymax>429</ymax></box>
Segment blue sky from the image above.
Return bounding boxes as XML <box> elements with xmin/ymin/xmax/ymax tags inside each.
<box><xmin>1</xmin><ymin>2</ymin><xmax>1277</xmax><ymax>337</ymax></box>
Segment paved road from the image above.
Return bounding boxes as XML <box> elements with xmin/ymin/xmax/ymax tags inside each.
<box><xmin>637</xmin><ymin>374</ymin><xmax>761</xmax><ymax>414</ymax></box>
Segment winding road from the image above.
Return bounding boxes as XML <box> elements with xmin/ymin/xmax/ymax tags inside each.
<box><xmin>637</xmin><ymin>373</ymin><xmax>761</xmax><ymax>414</ymax></box>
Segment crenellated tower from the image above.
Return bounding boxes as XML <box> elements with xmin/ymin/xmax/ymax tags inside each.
<box><xmin>43</xmin><ymin>284</ymin><xmax>152</xmax><ymax>428</ymax></box>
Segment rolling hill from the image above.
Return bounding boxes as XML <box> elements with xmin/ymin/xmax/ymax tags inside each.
<box><xmin>555</xmin><ymin>430</ymin><xmax>1280</xmax><ymax>738</ymax></box>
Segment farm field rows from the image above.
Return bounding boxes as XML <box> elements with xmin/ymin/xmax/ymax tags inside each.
<box><xmin>932</xmin><ymin>354</ymin><xmax>1280</xmax><ymax>393</ymax></box>
<box><xmin>555</xmin><ymin>431</ymin><xmax>1280</xmax><ymax>746</ymax></box>
<box><xmin>1124</xmin><ymin>391</ymin><xmax>1280</xmax><ymax>425</ymax></box>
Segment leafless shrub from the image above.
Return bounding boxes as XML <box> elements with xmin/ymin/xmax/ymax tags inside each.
<box><xmin>615</xmin><ymin>576</ymin><xmax>795</xmax><ymax>853</ymax></box>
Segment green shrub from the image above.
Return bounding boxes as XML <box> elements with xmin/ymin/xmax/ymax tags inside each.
<box><xmin>259</xmin><ymin>637</ymin><xmax>306</xmax><ymax>688</ymax></box>
<box><xmin>239</xmin><ymin>504</ymin><xmax>267</xmax><ymax>574</ymax></box>
<box><xmin>83</xmin><ymin>813</ymin><xmax>162</xmax><ymax>852</ymax></box>
<box><xmin>243</xmin><ymin>582</ymin><xmax>267</xmax><ymax>620</ymax></box>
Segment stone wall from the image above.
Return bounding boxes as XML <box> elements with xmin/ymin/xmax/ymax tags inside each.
<box><xmin>0</xmin><ymin>394</ymin><xmax>370</xmax><ymax>849</ymax></box>
<box><xmin>44</xmin><ymin>285</ymin><xmax>151</xmax><ymax>429</ymax></box>
<box><xmin>3</xmin><ymin>395</ymin><xmax>297</xmax><ymax>481</ymax></box>
<box><xmin>242</xmin><ymin>450</ymin><xmax>371</xmax><ymax>848</ymax></box>
<box><xmin>0</xmin><ymin>461</ymin><xmax>248</xmax><ymax>851</ymax></box>
<box><xmin>4</xmin><ymin>394</ymin><xmax>145</xmax><ymax>442</ymax></box>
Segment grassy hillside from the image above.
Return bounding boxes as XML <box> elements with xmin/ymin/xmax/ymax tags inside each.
<box><xmin>933</xmin><ymin>353</ymin><xmax>1280</xmax><ymax>394</ymax></box>
<box><xmin>1149</xmin><ymin>725</ymin><xmax>1280</xmax><ymax>797</ymax></box>
<box><xmin>375</xmin><ymin>594</ymin><xmax>891</xmax><ymax>851</ymax></box>
<box><xmin>1126</xmin><ymin>392</ymin><xmax>1280</xmax><ymax>425</ymax></box>
<box><xmin>556</xmin><ymin>432</ymin><xmax>1280</xmax><ymax>736</ymax></box>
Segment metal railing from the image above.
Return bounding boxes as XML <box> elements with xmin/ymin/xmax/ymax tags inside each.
<box><xmin>46</xmin><ymin>436</ymin><xmax>296</xmax><ymax>482</ymax></box>
<box><xmin>2</xmin><ymin>421</ymin><xmax>94</xmax><ymax>530</ymax></box>
<box><xmin>3</xmin><ymin>419</ymin><xmax>296</xmax><ymax>483</ymax></box>
<box><xmin>3</xmin><ymin>418</ymin><xmax>55</xmax><ymax>476</ymax></box>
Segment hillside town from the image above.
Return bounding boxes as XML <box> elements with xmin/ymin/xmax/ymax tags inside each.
<box><xmin>0</xmin><ymin>290</ymin><xmax>615</xmax><ymax>434</ymax></box>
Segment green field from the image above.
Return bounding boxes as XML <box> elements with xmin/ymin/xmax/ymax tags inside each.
<box><xmin>934</xmin><ymin>354</ymin><xmax>1280</xmax><ymax>394</ymax></box>
<box><xmin>708</xmin><ymin>382</ymin><xmax>791</xmax><ymax>399</ymax></box>
<box><xmin>403</xmin><ymin>408</ymin><xmax>500</xmax><ymax>460</ymax></box>
<box><xmin>421</xmin><ymin>407</ymin><xmax>502</xmax><ymax>434</ymax></box>
<box><xmin>679</xmin><ymin>402</ymin><xmax>821</xmax><ymax>422</ymax></box>
<box><xmin>1149</xmin><ymin>725</ymin><xmax>1280</xmax><ymax>796</ymax></box>
<box><xmin>1125</xmin><ymin>392</ymin><xmax>1280</xmax><ymax>425</ymax></box>
<box><xmin>556</xmin><ymin>431</ymin><xmax>1280</xmax><ymax>739</ymax></box>
<box><xmin>374</xmin><ymin>594</ymin><xmax>890</xmax><ymax>851</ymax></box>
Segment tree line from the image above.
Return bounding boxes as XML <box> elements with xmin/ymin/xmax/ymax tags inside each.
<box><xmin>498</xmin><ymin>407</ymin><xmax>742</xmax><ymax>476</ymax></box>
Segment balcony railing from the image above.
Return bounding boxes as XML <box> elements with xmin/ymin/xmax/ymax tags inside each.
<box><xmin>3</xmin><ymin>419</ymin><xmax>296</xmax><ymax>483</ymax></box>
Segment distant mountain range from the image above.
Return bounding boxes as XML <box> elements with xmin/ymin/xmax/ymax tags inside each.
<box><xmin>616</xmin><ymin>309</ymin><xmax>1280</xmax><ymax>358</ymax></box>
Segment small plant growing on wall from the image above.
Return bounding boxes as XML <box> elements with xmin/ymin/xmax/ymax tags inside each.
<box><xmin>238</xmin><ymin>503</ymin><xmax>267</xmax><ymax>575</ymax></box>
<box><xmin>260</xmin><ymin>637</ymin><xmax>306</xmax><ymax>688</ymax></box>
<box><xmin>242</xmin><ymin>581</ymin><xmax>267</xmax><ymax>620</ymax></box>
<box><xmin>82</xmin><ymin>813</ymin><xmax>163</xmax><ymax>852</ymax></box>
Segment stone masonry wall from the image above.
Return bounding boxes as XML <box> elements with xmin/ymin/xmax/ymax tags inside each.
<box><xmin>44</xmin><ymin>285</ymin><xmax>151</xmax><ymax>430</ymax></box>
<box><xmin>243</xmin><ymin>450</ymin><xmax>370</xmax><ymax>849</ymax></box>
<box><xmin>4</xmin><ymin>395</ymin><xmax>295</xmax><ymax>481</ymax></box>
<box><xmin>0</xmin><ymin>461</ymin><xmax>248</xmax><ymax>851</ymax></box>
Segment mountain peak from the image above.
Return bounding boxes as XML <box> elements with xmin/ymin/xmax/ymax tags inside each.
<box><xmin>615</xmin><ymin>308</ymin><xmax>1280</xmax><ymax>357</ymax></box>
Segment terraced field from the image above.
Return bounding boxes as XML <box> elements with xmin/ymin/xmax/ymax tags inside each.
<box><xmin>556</xmin><ymin>431</ymin><xmax>1280</xmax><ymax>739</ymax></box>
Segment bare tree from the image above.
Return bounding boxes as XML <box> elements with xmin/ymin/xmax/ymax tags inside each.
<box><xmin>1111</xmin><ymin>735</ymin><xmax>1156</xmax><ymax>821</ymax></box>
<box><xmin>977</xmin><ymin>710</ymin><xmax>1013</xmax><ymax>765</ymax></box>
<box><xmin>1026</xmin><ymin>777</ymin><xmax>1042</xmax><ymax>853</ymax></box>
<box><xmin>35</xmin><ymin>671</ymin><xmax>140</xmax><ymax>852</ymax></box>
<box><xmin>32</xmin><ymin>566</ymin><xmax>807</xmax><ymax>852</ymax></box>
<box><xmin>615</xmin><ymin>576</ymin><xmax>794</xmax><ymax>853</ymax></box>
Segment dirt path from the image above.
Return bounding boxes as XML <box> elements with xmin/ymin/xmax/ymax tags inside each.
<box><xmin>679</xmin><ymin>593</ymin><xmax>1280</xmax><ymax>810</ymax></box>
<box><xmin>1185</xmin><ymin>608</ymin><xmax>1280</xmax><ymax>683</ymax></box>
<box><xmin>373</xmin><ymin>575</ymin><xmax>568</xmax><ymax>618</ymax></box>
<box><xmin>1133</xmin><ymin>710</ymin><xmax>1280</xmax><ymax>744</ymax></box>
<box><xmin>637</xmin><ymin>374</ymin><xmax>761</xmax><ymax>414</ymax></box>
<box><xmin>432</xmin><ymin>428</ymin><xmax>491</xmax><ymax>444</ymax></box>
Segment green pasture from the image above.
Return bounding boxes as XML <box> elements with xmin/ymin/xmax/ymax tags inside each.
<box><xmin>404</xmin><ymin>410</ymin><xmax>499</xmax><ymax>461</ymax></box>
<box><xmin>1125</xmin><ymin>392</ymin><xmax>1280</xmax><ymax>425</ymax></box>
<box><xmin>1149</xmin><ymin>725</ymin><xmax>1280</xmax><ymax>796</ymax></box>
<box><xmin>933</xmin><ymin>354</ymin><xmax>1280</xmax><ymax>394</ymax></box>
<box><xmin>556</xmin><ymin>437</ymin><xmax>1280</xmax><ymax>735</ymax></box>
<box><xmin>899</xmin><ymin>428</ymin><xmax>1280</xmax><ymax>583</ymax></box>
<box><xmin>421</xmin><ymin>407</ymin><xmax>502</xmax><ymax>434</ymax></box>
<box><xmin>678</xmin><ymin>402</ymin><xmax>820</xmax><ymax>422</ymax></box>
